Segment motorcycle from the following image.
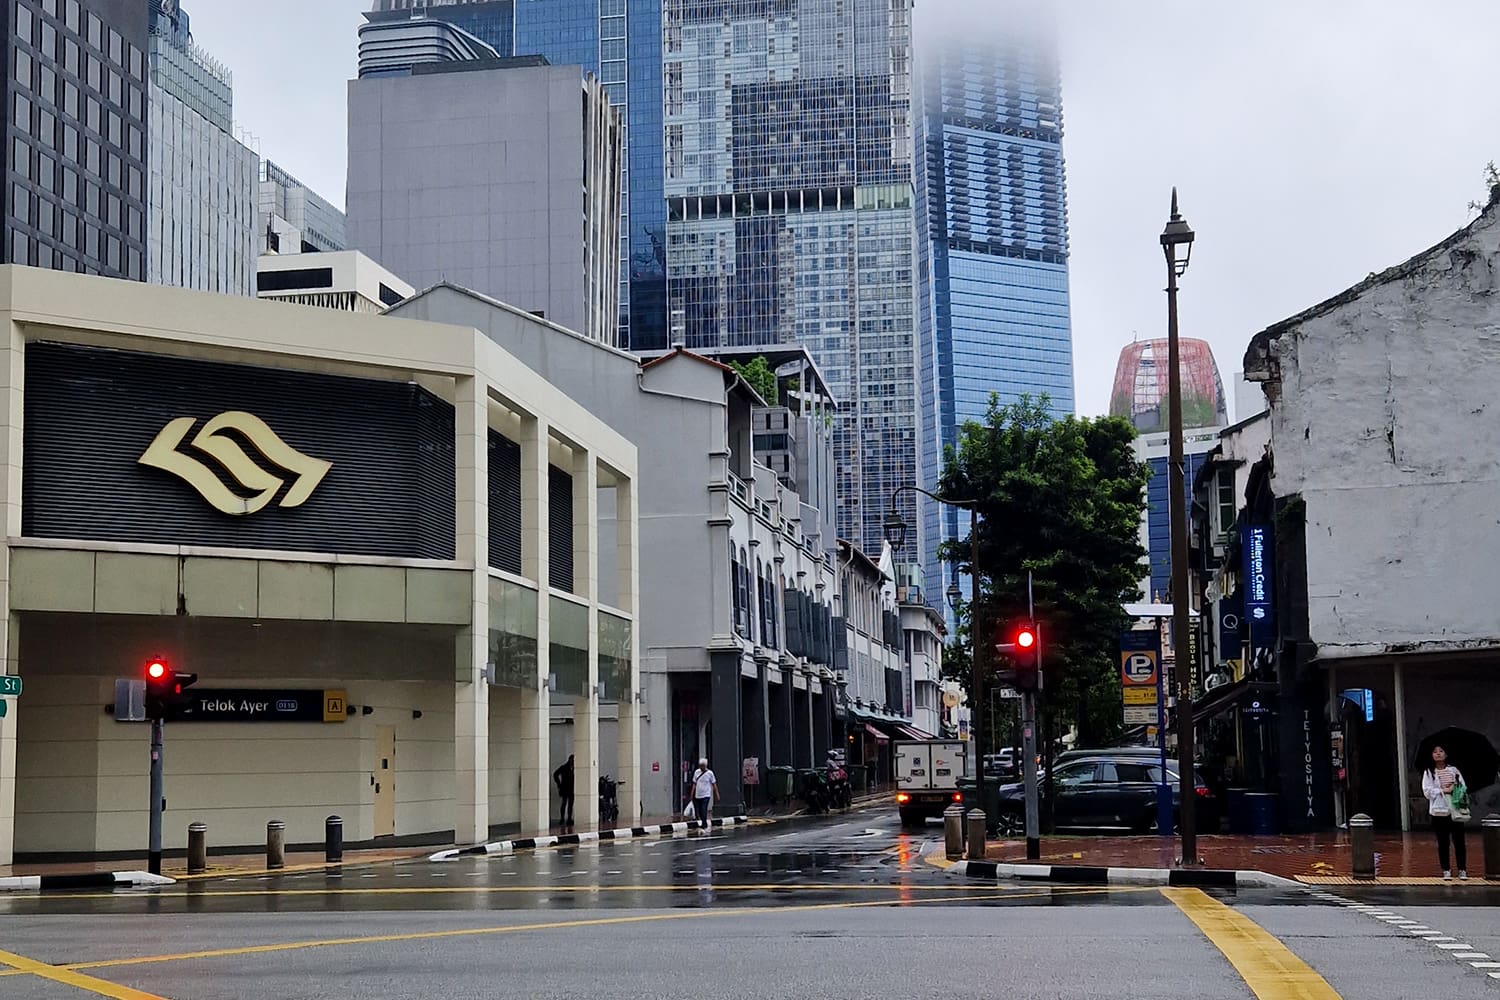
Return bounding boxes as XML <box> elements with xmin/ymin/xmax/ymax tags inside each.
<box><xmin>825</xmin><ymin>760</ymin><xmax>852</xmax><ymax>810</ymax></box>
<box><xmin>599</xmin><ymin>774</ymin><xmax>622</xmax><ymax>826</ymax></box>
<box><xmin>799</xmin><ymin>768</ymin><xmax>830</xmax><ymax>813</ymax></box>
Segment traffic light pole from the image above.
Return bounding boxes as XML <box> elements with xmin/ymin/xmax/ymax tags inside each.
<box><xmin>148</xmin><ymin>717</ymin><xmax>164</xmax><ymax>876</ymax></box>
<box><xmin>1022</xmin><ymin>573</ymin><xmax>1039</xmax><ymax>860</ymax></box>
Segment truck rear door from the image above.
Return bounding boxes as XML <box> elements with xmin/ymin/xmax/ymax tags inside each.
<box><xmin>928</xmin><ymin>744</ymin><xmax>961</xmax><ymax>790</ymax></box>
<box><xmin>894</xmin><ymin>743</ymin><xmax>933</xmax><ymax>790</ymax></box>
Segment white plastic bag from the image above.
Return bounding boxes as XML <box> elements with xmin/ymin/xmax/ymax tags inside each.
<box><xmin>683</xmin><ymin>800</ymin><xmax>696</xmax><ymax>820</ymax></box>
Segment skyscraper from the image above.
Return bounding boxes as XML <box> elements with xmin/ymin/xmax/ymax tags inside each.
<box><xmin>661</xmin><ymin>0</ymin><xmax>921</xmax><ymax>558</ymax></box>
<box><xmin>5</xmin><ymin>0</ymin><xmax>149</xmax><ymax>279</ymax></box>
<box><xmin>365</xmin><ymin>0</ymin><xmax>666</xmax><ymax>351</ymax></box>
<box><xmin>146</xmin><ymin>0</ymin><xmax>258</xmax><ymax>294</ymax></box>
<box><xmin>913</xmin><ymin>26</ymin><xmax>1075</xmax><ymax>610</ymax></box>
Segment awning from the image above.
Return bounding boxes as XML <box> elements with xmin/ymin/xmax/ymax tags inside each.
<box><xmin>863</xmin><ymin>723</ymin><xmax>889</xmax><ymax>742</ymax></box>
<box><xmin>895</xmin><ymin>724</ymin><xmax>933</xmax><ymax>741</ymax></box>
<box><xmin>1192</xmin><ymin>679</ymin><xmax>1278</xmax><ymax>725</ymax></box>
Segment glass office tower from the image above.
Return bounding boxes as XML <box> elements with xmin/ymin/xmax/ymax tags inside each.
<box><xmin>914</xmin><ymin>31</ymin><xmax>1074</xmax><ymax>614</ymax></box>
<box><xmin>662</xmin><ymin>0</ymin><xmax>920</xmax><ymax>558</ymax></box>
<box><xmin>5</xmin><ymin>0</ymin><xmax>149</xmax><ymax>278</ymax></box>
<box><xmin>367</xmin><ymin>0</ymin><xmax>666</xmax><ymax>350</ymax></box>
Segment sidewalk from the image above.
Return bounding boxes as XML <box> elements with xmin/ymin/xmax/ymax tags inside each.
<box><xmin>979</xmin><ymin>831</ymin><xmax>1496</xmax><ymax>885</ymax></box>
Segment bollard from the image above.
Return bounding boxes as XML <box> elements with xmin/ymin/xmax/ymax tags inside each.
<box><xmin>266</xmin><ymin>820</ymin><xmax>285</xmax><ymax>870</ymax></box>
<box><xmin>966</xmin><ymin>807</ymin><xmax>987</xmax><ymax>861</ymax></box>
<box><xmin>1350</xmin><ymin>813</ymin><xmax>1375</xmax><ymax>880</ymax></box>
<box><xmin>325</xmin><ymin>815</ymin><xmax>344</xmax><ymax>864</ymax></box>
<box><xmin>1484</xmin><ymin>814</ymin><xmax>1500</xmax><ymax>881</ymax></box>
<box><xmin>944</xmin><ymin>803</ymin><xmax>965</xmax><ymax>860</ymax></box>
<box><xmin>187</xmin><ymin>822</ymin><xmax>207</xmax><ymax>875</ymax></box>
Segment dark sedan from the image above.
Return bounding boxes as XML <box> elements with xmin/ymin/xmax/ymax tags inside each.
<box><xmin>997</xmin><ymin>754</ymin><xmax>1218</xmax><ymax>833</ymax></box>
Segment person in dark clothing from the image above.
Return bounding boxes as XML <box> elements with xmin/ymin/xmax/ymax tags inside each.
<box><xmin>554</xmin><ymin>754</ymin><xmax>576</xmax><ymax>827</ymax></box>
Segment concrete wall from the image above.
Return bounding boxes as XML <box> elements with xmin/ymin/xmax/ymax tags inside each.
<box><xmin>1262</xmin><ymin>211</ymin><xmax>1500</xmax><ymax>656</ymax></box>
<box><xmin>347</xmin><ymin>65</ymin><xmax>618</xmax><ymax>343</ymax></box>
<box><xmin>15</xmin><ymin>674</ymin><xmax>456</xmax><ymax>853</ymax></box>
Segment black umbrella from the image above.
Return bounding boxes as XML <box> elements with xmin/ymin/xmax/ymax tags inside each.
<box><xmin>1415</xmin><ymin>727</ymin><xmax>1499</xmax><ymax>791</ymax></box>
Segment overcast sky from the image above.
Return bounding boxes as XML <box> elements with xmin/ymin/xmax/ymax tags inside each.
<box><xmin>190</xmin><ymin>0</ymin><xmax>1498</xmax><ymax>419</ymax></box>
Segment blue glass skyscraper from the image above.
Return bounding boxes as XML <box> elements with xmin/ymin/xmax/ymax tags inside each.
<box><xmin>366</xmin><ymin>0</ymin><xmax>666</xmax><ymax>350</ymax></box>
<box><xmin>914</xmin><ymin>31</ymin><xmax>1075</xmax><ymax>614</ymax></box>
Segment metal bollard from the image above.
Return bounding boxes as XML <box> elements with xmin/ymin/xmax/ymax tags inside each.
<box><xmin>966</xmin><ymin>807</ymin><xmax>987</xmax><ymax>861</ymax></box>
<box><xmin>325</xmin><ymin>815</ymin><xmax>344</xmax><ymax>864</ymax></box>
<box><xmin>944</xmin><ymin>803</ymin><xmax>965</xmax><ymax>860</ymax></box>
<box><xmin>187</xmin><ymin>822</ymin><xmax>207</xmax><ymax>875</ymax></box>
<box><xmin>1484</xmin><ymin>814</ymin><xmax>1500</xmax><ymax>881</ymax></box>
<box><xmin>266</xmin><ymin>820</ymin><xmax>285</xmax><ymax>870</ymax></box>
<box><xmin>1350</xmin><ymin>813</ymin><xmax>1375</xmax><ymax>880</ymax></box>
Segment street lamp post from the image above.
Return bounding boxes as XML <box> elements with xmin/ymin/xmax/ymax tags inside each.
<box><xmin>1161</xmin><ymin>189</ymin><xmax>1199</xmax><ymax>866</ymax></box>
<box><xmin>884</xmin><ymin>488</ymin><xmax>989</xmax><ymax>830</ymax></box>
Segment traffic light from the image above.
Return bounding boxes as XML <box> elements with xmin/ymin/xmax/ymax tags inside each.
<box><xmin>1012</xmin><ymin>622</ymin><xmax>1040</xmax><ymax>691</ymax></box>
<box><xmin>143</xmin><ymin>657</ymin><xmax>197</xmax><ymax>720</ymax></box>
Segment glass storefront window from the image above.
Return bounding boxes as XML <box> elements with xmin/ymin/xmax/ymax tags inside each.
<box><xmin>549</xmin><ymin>595</ymin><xmax>589</xmax><ymax>697</ymax></box>
<box><xmin>488</xmin><ymin>576</ymin><xmax>538</xmax><ymax>689</ymax></box>
<box><xmin>600</xmin><ymin>611</ymin><xmax>632</xmax><ymax>702</ymax></box>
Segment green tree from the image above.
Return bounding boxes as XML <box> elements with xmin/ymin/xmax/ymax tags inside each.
<box><xmin>729</xmin><ymin>356</ymin><xmax>778</xmax><ymax>406</ymax></box>
<box><xmin>939</xmin><ymin>395</ymin><xmax>1149</xmax><ymax>750</ymax></box>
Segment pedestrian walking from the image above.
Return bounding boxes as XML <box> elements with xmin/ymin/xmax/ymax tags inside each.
<box><xmin>554</xmin><ymin>754</ymin><xmax>575</xmax><ymax>827</ymax></box>
<box><xmin>689</xmin><ymin>758</ymin><xmax>718</xmax><ymax>830</ymax></box>
<box><xmin>1421</xmin><ymin>744</ymin><xmax>1469</xmax><ymax>880</ymax></box>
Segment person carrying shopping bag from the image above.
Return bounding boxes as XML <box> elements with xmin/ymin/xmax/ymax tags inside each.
<box><xmin>1421</xmin><ymin>744</ymin><xmax>1469</xmax><ymax>880</ymax></box>
<box><xmin>688</xmin><ymin>758</ymin><xmax>718</xmax><ymax>830</ymax></box>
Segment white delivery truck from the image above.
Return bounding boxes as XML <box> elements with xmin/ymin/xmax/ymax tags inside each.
<box><xmin>893</xmin><ymin>739</ymin><xmax>967</xmax><ymax>828</ymax></box>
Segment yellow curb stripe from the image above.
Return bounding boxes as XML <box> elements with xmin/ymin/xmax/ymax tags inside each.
<box><xmin>1163</xmin><ymin>887</ymin><xmax>1342</xmax><ymax>999</ymax></box>
<box><xmin>0</xmin><ymin>946</ymin><xmax>164</xmax><ymax>999</ymax></box>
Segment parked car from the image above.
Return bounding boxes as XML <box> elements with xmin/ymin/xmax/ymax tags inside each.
<box><xmin>997</xmin><ymin>753</ymin><xmax>1219</xmax><ymax>834</ymax></box>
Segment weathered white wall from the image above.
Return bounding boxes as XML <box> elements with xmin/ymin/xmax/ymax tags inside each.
<box><xmin>1266</xmin><ymin>211</ymin><xmax>1500</xmax><ymax>656</ymax></box>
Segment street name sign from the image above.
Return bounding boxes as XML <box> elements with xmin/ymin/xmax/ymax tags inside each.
<box><xmin>0</xmin><ymin>675</ymin><xmax>20</xmax><ymax>697</ymax></box>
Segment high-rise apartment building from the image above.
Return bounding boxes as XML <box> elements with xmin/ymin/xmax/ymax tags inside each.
<box><xmin>146</xmin><ymin>0</ymin><xmax>257</xmax><ymax>294</ymax></box>
<box><xmin>913</xmin><ymin>28</ymin><xmax>1075</xmax><ymax>611</ymax></box>
<box><xmin>346</xmin><ymin>54</ymin><xmax>622</xmax><ymax>344</ymax></box>
<box><xmin>5</xmin><ymin>0</ymin><xmax>149</xmax><ymax>278</ymax></box>
<box><xmin>258</xmin><ymin>159</ymin><xmax>346</xmax><ymax>256</ymax></box>
<box><xmin>661</xmin><ymin>0</ymin><xmax>921</xmax><ymax>559</ymax></box>
<box><xmin>365</xmin><ymin>0</ymin><xmax>668</xmax><ymax>352</ymax></box>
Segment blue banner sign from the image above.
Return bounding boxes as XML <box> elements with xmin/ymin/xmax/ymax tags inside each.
<box><xmin>1241</xmin><ymin>523</ymin><xmax>1275</xmax><ymax>651</ymax></box>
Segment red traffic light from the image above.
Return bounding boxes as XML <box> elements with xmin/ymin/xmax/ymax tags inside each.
<box><xmin>145</xmin><ymin>659</ymin><xmax>168</xmax><ymax>681</ymax></box>
<box><xmin>1015</xmin><ymin>628</ymin><xmax>1036</xmax><ymax>649</ymax></box>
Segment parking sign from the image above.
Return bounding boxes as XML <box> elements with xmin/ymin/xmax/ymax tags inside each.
<box><xmin>1119</xmin><ymin>629</ymin><xmax>1160</xmax><ymax>686</ymax></box>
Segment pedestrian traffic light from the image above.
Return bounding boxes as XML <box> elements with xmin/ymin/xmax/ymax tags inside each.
<box><xmin>143</xmin><ymin>656</ymin><xmax>197</xmax><ymax>720</ymax></box>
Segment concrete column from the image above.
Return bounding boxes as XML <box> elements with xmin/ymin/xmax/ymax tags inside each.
<box><xmin>572</xmin><ymin>451</ymin><xmax>600</xmax><ymax>829</ymax></box>
<box><xmin>519</xmin><ymin>416</ymin><xmax>551</xmax><ymax>836</ymax></box>
<box><xmin>804</xmin><ymin>679</ymin><xmax>817</xmax><ymax>765</ymax></box>
<box><xmin>749</xmin><ymin>656</ymin><xmax>770</xmax><ymax>769</ymax></box>
<box><xmin>453</xmin><ymin>377</ymin><xmax>491</xmax><ymax>846</ymax></box>
<box><xmin>0</xmin><ymin>324</ymin><xmax>22</xmax><ymax>865</ymax></box>
<box><xmin>710</xmin><ymin>650</ymin><xmax>743</xmax><ymax>814</ymax></box>
<box><xmin>614</xmin><ymin>477</ymin><xmax>641</xmax><ymax>823</ymax></box>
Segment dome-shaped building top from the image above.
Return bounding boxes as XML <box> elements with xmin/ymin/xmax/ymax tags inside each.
<box><xmin>1109</xmin><ymin>338</ymin><xmax>1227</xmax><ymax>432</ymax></box>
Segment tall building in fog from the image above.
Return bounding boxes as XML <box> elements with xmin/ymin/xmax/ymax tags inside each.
<box><xmin>914</xmin><ymin>25</ymin><xmax>1075</xmax><ymax>613</ymax></box>
<box><xmin>662</xmin><ymin>0</ymin><xmax>921</xmax><ymax>558</ymax></box>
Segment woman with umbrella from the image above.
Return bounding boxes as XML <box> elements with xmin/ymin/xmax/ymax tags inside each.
<box><xmin>1416</xmin><ymin>728</ymin><xmax>1498</xmax><ymax>880</ymax></box>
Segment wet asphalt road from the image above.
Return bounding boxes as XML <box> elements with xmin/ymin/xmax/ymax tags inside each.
<box><xmin>1</xmin><ymin>806</ymin><xmax>1497</xmax><ymax>998</ymax></box>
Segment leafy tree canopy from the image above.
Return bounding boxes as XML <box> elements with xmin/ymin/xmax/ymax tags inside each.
<box><xmin>939</xmin><ymin>394</ymin><xmax>1149</xmax><ymax>745</ymax></box>
<box><xmin>729</xmin><ymin>356</ymin><xmax>778</xmax><ymax>407</ymax></box>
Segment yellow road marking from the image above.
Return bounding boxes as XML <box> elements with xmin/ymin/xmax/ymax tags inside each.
<box><xmin>0</xmin><ymin>885</ymin><xmax>1153</xmax><ymax>979</ymax></box>
<box><xmin>0</xmin><ymin>945</ymin><xmax>165</xmax><ymax>999</ymax></box>
<box><xmin>1163</xmin><ymin>887</ymin><xmax>1342</xmax><ymax>999</ymax></box>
